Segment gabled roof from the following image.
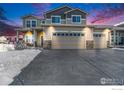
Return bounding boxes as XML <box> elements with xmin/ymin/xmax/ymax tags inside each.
<box><xmin>64</xmin><ymin>8</ymin><xmax>88</xmax><ymax>15</ymax></box>
<box><xmin>44</xmin><ymin>5</ymin><xmax>72</xmax><ymax>14</ymax></box>
<box><xmin>21</xmin><ymin>14</ymin><xmax>40</xmax><ymax>19</ymax></box>
<box><xmin>114</xmin><ymin>21</ymin><xmax>124</xmax><ymax>26</ymax></box>
<box><xmin>93</xmin><ymin>25</ymin><xmax>114</xmax><ymax>29</ymax></box>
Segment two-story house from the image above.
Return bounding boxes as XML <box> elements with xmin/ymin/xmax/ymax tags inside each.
<box><xmin>16</xmin><ymin>5</ymin><xmax>124</xmax><ymax>49</ymax></box>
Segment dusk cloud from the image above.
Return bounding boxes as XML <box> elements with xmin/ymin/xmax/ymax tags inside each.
<box><xmin>31</xmin><ymin>3</ymin><xmax>51</xmax><ymax>18</ymax></box>
<box><xmin>88</xmin><ymin>4</ymin><xmax>124</xmax><ymax>25</ymax></box>
<box><xmin>1</xmin><ymin>3</ymin><xmax>124</xmax><ymax>26</ymax></box>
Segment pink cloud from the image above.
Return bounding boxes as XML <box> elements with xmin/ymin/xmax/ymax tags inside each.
<box><xmin>88</xmin><ymin>4</ymin><xmax>124</xmax><ymax>25</ymax></box>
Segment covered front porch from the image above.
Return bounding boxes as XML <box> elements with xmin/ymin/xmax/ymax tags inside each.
<box><xmin>16</xmin><ymin>27</ymin><xmax>44</xmax><ymax>47</ymax></box>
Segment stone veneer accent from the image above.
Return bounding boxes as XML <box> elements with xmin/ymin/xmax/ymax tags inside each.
<box><xmin>86</xmin><ymin>40</ymin><xmax>94</xmax><ymax>49</ymax></box>
<box><xmin>43</xmin><ymin>40</ymin><xmax>51</xmax><ymax>49</ymax></box>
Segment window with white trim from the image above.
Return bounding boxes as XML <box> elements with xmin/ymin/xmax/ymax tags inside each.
<box><xmin>25</xmin><ymin>20</ymin><xmax>37</xmax><ymax>28</ymax></box>
<box><xmin>32</xmin><ymin>20</ymin><xmax>37</xmax><ymax>27</ymax></box>
<box><xmin>52</xmin><ymin>16</ymin><xmax>61</xmax><ymax>24</ymax></box>
<box><xmin>72</xmin><ymin>15</ymin><xmax>81</xmax><ymax>23</ymax></box>
<box><xmin>26</xmin><ymin>20</ymin><xmax>31</xmax><ymax>27</ymax></box>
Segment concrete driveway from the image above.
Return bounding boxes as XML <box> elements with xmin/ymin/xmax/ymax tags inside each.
<box><xmin>11</xmin><ymin>49</ymin><xmax>124</xmax><ymax>85</ymax></box>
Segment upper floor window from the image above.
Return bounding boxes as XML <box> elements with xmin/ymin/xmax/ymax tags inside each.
<box><xmin>32</xmin><ymin>20</ymin><xmax>36</xmax><ymax>27</ymax></box>
<box><xmin>72</xmin><ymin>15</ymin><xmax>81</xmax><ymax>23</ymax></box>
<box><xmin>52</xmin><ymin>16</ymin><xmax>61</xmax><ymax>24</ymax></box>
<box><xmin>26</xmin><ymin>20</ymin><xmax>31</xmax><ymax>27</ymax></box>
<box><xmin>25</xmin><ymin>20</ymin><xmax>37</xmax><ymax>28</ymax></box>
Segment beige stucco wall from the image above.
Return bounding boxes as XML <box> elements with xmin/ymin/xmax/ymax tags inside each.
<box><xmin>23</xmin><ymin>26</ymin><xmax>111</xmax><ymax>48</ymax></box>
<box><xmin>83</xmin><ymin>27</ymin><xmax>94</xmax><ymax>41</ymax></box>
<box><xmin>94</xmin><ymin>28</ymin><xmax>111</xmax><ymax>41</ymax></box>
<box><xmin>44</xmin><ymin>26</ymin><xmax>94</xmax><ymax>41</ymax></box>
<box><xmin>44</xmin><ymin>26</ymin><xmax>56</xmax><ymax>40</ymax></box>
<box><xmin>37</xmin><ymin>32</ymin><xmax>44</xmax><ymax>46</ymax></box>
<box><xmin>103</xmin><ymin>28</ymin><xmax>111</xmax><ymax>47</ymax></box>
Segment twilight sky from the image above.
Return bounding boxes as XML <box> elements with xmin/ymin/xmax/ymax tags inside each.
<box><xmin>0</xmin><ymin>3</ymin><xmax>124</xmax><ymax>26</ymax></box>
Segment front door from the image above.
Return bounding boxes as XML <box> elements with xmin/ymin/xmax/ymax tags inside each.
<box><xmin>121</xmin><ymin>37</ymin><xmax>124</xmax><ymax>45</ymax></box>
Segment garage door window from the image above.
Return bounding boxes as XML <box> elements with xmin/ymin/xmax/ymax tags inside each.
<box><xmin>99</xmin><ymin>34</ymin><xmax>101</xmax><ymax>37</ymax></box>
<box><xmin>81</xmin><ymin>33</ymin><xmax>84</xmax><ymax>36</ymax></box>
<box><xmin>74</xmin><ymin>33</ymin><xmax>77</xmax><ymax>36</ymax></box>
<box><xmin>93</xmin><ymin>34</ymin><xmax>105</xmax><ymax>37</ymax></box>
<box><xmin>57</xmin><ymin>33</ymin><xmax>60</xmax><ymax>36</ymax></box>
<box><xmin>53</xmin><ymin>33</ymin><xmax>56</xmax><ymax>36</ymax></box>
<box><xmin>65</xmin><ymin>33</ymin><xmax>69</xmax><ymax>36</ymax></box>
<box><xmin>77</xmin><ymin>33</ymin><xmax>80</xmax><ymax>36</ymax></box>
<box><xmin>61</xmin><ymin>33</ymin><xmax>64</xmax><ymax>36</ymax></box>
<box><xmin>94</xmin><ymin>34</ymin><xmax>98</xmax><ymax>37</ymax></box>
<box><xmin>53</xmin><ymin>32</ymin><xmax>84</xmax><ymax>37</ymax></box>
<box><xmin>70</xmin><ymin>33</ymin><xmax>73</xmax><ymax>36</ymax></box>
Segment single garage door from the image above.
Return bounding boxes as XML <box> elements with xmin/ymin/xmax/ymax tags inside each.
<box><xmin>52</xmin><ymin>32</ymin><xmax>85</xmax><ymax>49</ymax></box>
<box><xmin>93</xmin><ymin>33</ymin><xmax>107</xmax><ymax>48</ymax></box>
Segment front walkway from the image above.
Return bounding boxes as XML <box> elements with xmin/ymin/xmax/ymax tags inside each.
<box><xmin>11</xmin><ymin>49</ymin><xmax>124</xmax><ymax>85</ymax></box>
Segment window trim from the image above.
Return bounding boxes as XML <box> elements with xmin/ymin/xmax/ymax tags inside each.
<box><xmin>71</xmin><ymin>15</ymin><xmax>81</xmax><ymax>24</ymax></box>
<box><xmin>51</xmin><ymin>15</ymin><xmax>61</xmax><ymax>24</ymax></box>
<box><xmin>93</xmin><ymin>33</ymin><xmax>105</xmax><ymax>37</ymax></box>
<box><xmin>25</xmin><ymin>19</ymin><xmax>37</xmax><ymax>28</ymax></box>
<box><xmin>26</xmin><ymin>20</ymin><xmax>31</xmax><ymax>28</ymax></box>
<box><xmin>32</xmin><ymin>20</ymin><xmax>37</xmax><ymax>27</ymax></box>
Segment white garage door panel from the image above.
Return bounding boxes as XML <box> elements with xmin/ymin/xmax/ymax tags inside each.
<box><xmin>52</xmin><ymin>32</ymin><xmax>85</xmax><ymax>49</ymax></box>
<box><xmin>94</xmin><ymin>34</ymin><xmax>107</xmax><ymax>48</ymax></box>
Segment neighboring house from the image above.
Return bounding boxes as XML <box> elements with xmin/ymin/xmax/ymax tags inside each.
<box><xmin>2</xmin><ymin>30</ymin><xmax>23</xmax><ymax>44</ymax></box>
<box><xmin>16</xmin><ymin>5</ymin><xmax>124</xmax><ymax>49</ymax></box>
<box><xmin>0</xmin><ymin>21</ymin><xmax>24</xmax><ymax>44</ymax></box>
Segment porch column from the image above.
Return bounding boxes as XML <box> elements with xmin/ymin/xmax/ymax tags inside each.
<box><xmin>108</xmin><ymin>31</ymin><xmax>111</xmax><ymax>47</ymax></box>
<box><xmin>113</xmin><ymin>29</ymin><xmax>116</xmax><ymax>47</ymax></box>
<box><xmin>33</xmin><ymin>29</ymin><xmax>37</xmax><ymax>47</ymax></box>
<box><xmin>16</xmin><ymin>30</ymin><xmax>19</xmax><ymax>42</ymax></box>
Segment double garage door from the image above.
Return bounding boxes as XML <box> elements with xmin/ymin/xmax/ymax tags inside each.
<box><xmin>52</xmin><ymin>32</ymin><xmax>85</xmax><ymax>49</ymax></box>
<box><xmin>52</xmin><ymin>31</ymin><xmax>107</xmax><ymax>49</ymax></box>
